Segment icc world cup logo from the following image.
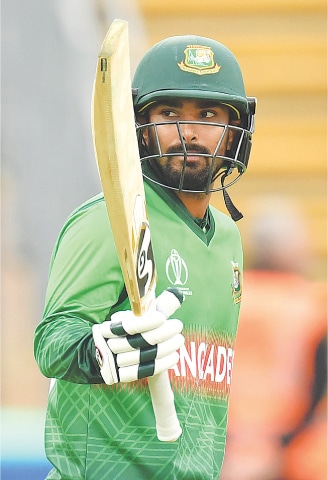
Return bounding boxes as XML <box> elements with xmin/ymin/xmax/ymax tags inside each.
<box><xmin>165</xmin><ymin>249</ymin><xmax>188</xmax><ymax>286</ymax></box>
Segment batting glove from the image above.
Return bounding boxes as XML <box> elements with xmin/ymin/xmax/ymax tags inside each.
<box><xmin>92</xmin><ymin>289</ymin><xmax>184</xmax><ymax>384</ymax></box>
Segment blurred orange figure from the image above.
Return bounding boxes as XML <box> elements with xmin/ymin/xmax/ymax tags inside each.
<box><xmin>220</xmin><ymin>200</ymin><xmax>327</xmax><ymax>480</ymax></box>
<box><xmin>280</xmin><ymin>332</ymin><xmax>327</xmax><ymax>480</ymax></box>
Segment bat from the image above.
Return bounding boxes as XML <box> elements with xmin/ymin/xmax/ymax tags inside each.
<box><xmin>91</xmin><ymin>19</ymin><xmax>182</xmax><ymax>442</ymax></box>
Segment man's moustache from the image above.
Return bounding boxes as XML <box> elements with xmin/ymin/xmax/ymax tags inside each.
<box><xmin>165</xmin><ymin>143</ymin><xmax>211</xmax><ymax>156</ymax></box>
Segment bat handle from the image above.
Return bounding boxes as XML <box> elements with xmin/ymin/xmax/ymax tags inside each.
<box><xmin>148</xmin><ymin>288</ymin><xmax>184</xmax><ymax>442</ymax></box>
<box><xmin>148</xmin><ymin>373</ymin><xmax>182</xmax><ymax>442</ymax></box>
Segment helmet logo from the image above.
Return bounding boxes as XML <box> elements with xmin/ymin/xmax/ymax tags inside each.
<box><xmin>178</xmin><ymin>45</ymin><xmax>221</xmax><ymax>75</ymax></box>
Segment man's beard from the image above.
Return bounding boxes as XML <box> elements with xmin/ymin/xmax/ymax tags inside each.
<box><xmin>147</xmin><ymin>138</ymin><xmax>221</xmax><ymax>192</ymax></box>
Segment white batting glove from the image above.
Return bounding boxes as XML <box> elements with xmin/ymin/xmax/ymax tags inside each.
<box><xmin>92</xmin><ymin>289</ymin><xmax>184</xmax><ymax>385</ymax></box>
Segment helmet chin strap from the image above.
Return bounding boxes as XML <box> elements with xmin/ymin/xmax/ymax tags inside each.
<box><xmin>221</xmin><ymin>171</ymin><xmax>243</xmax><ymax>222</ymax></box>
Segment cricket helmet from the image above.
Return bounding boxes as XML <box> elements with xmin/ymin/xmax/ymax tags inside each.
<box><xmin>132</xmin><ymin>35</ymin><xmax>256</xmax><ymax>220</ymax></box>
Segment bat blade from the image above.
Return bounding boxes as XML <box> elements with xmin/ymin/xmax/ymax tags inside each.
<box><xmin>92</xmin><ymin>19</ymin><xmax>182</xmax><ymax>442</ymax></box>
<box><xmin>92</xmin><ymin>19</ymin><xmax>155</xmax><ymax>316</ymax></box>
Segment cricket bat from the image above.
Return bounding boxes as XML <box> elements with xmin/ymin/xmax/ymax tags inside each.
<box><xmin>91</xmin><ymin>19</ymin><xmax>182</xmax><ymax>442</ymax></box>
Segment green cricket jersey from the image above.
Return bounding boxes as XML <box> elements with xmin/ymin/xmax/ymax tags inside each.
<box><xmin>34</xmin><ymin>181</ymin><xmax>243</xmax><ymax>479</ymax></box>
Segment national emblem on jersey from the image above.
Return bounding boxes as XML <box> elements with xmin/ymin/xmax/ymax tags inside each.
<box><xmin>231</xmin><ymin>261</ymin><xmax>242</xmax><ymax>304</ymax></box>
<box><xmin>178</xmin><ymin>45</ymin><xmax>221</xmax><ymax>75</ymax></box>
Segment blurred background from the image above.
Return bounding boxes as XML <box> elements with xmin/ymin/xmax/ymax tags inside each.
<box><xmin>1</xmin><ymin>1</ymin><xmax>326</xmax><ymax>479</ymax></box>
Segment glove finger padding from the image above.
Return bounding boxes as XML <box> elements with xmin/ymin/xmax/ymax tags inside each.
<box><xmin>99</xmin><ymin>310</ymin><xmax>166</xmax><ymax>338</ymax></box>
<box><xmin>119</xmin><ymin>351</ymin><xmax>180</xmax><ymax>383</ymax></box>
<box><xmin>108</xmin><ymin>319</ymin><xmax>183</xmax><ymax>354</ymax></box>
<box><xmin>117</xmin><ymin>333</ymin><xmax>185</xmax><ymax>367</ymax></box>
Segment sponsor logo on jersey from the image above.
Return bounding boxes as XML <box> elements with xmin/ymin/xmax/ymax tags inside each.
<box><xmin>178</xmin><ymin>45</ymin><xmax>221</xmax><ymax>75</ymax></box>
<box><xmin>165</xmin><ymin>249</ymin><xmax>192</xmax><ymax>296</ymax></box>
<box><xmin>169</xmin><ymin>330</ymin><xmax>235</xmax><ymax>399</ymax></box>
<box><xmin>231</xmin><ymin>261</ymin><xmax>242</xmax><ymax>304</ymax></box>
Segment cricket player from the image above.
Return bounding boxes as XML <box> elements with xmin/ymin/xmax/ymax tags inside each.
<box><xmin>34</xmin><ymin>34</ymin><xmax>256</xmax><ymax>479</ymax></box>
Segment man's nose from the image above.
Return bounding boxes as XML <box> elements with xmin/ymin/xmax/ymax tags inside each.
<box><xmin>180</xmin><ymin>122</ymin><xmax>198</xmax><ymax>143</ymax></box>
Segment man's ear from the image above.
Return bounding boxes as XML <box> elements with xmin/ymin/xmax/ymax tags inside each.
<box><xmin>227</xmin><ymin>119</ymin><xmax>241</xmax><ymax>150</ymax></box>
<box><xmin>142</xmin><ymin>127</ymin><xmax>149</xmax><ymax>144</ymax></box>
<box><xmin>136</xmin><ymin>113</ymin><xmax>149</xmax><ymax>144</ymax></box>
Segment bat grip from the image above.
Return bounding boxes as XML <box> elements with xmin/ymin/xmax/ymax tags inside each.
<box><xmin>148</xmin><ymin>373</ymin><xmax>182</xmax><ymax>442</ymax></box>
<box><xmin>148</xmin><ymin>288</ymin><xmax>183</xmax><ymax>442</ymax></box>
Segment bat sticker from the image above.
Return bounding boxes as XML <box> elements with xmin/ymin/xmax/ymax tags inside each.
<box><xmin>136</xmin><ymin>223</ymin><xmax>155</xmax><ymax>298</ymax></box>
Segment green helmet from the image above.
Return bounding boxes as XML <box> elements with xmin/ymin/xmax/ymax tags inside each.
<box><xmin>133</xmin><ymin>35</ymin><xmax>254</xmax><ymax>120</ymax></box>
<box><xmin>132</xmin><ymin>35</ymin><xmax>256</xmax><ymax>220</ymax></box>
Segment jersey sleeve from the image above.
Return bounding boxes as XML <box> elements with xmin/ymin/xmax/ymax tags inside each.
<box><xmin>34</xmin><ymin>196</ymin><xmax>126</xmax><ymax>384</ymax></box>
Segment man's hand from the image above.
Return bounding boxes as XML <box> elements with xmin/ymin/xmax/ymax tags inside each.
<box><xmin>92</xmin><ymin>292</ymin><xmax>184</xmax><ymax>385</ymax></box>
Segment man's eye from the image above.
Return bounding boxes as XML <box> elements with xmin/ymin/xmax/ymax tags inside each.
<box><xmin>201</xmin><ymin>111</ymin><xmax>215</xmax><ymax>118</ymax></box>
<box><xmin>162</xmin><ymin>110</ymin><xmax>177</xmax><ymax>117</ymax></box>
